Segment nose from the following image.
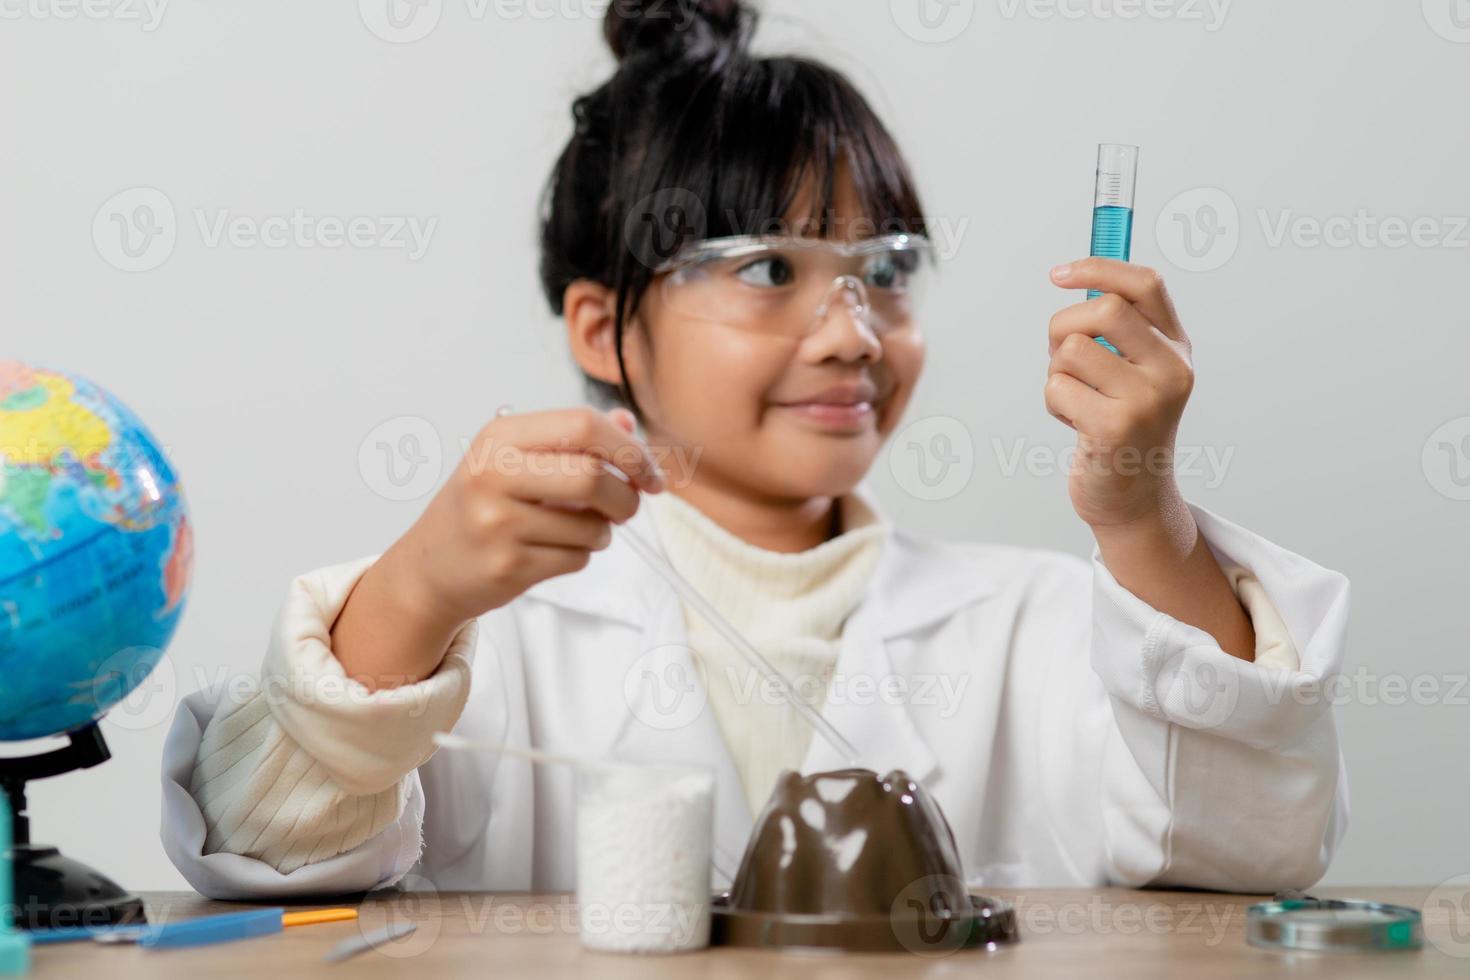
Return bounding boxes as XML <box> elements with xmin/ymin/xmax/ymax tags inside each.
<box><xmin>807</xmin><ymin>275</ymin><xmax>881</xmax><ymax>359</ymax></box>
<box><xmin>815</xmin><ymin>275</ymin><xmax>869</xmax><ymax>323</ymax></box>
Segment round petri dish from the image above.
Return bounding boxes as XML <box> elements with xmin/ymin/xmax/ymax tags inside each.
<box><xmin>1246</xmin><ymin>898</ymin><xmax>1422</xmax><ymax>953</ymax></box>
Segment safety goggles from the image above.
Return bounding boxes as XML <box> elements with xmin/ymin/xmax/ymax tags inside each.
<box><xmin>653</xmin><ymin>233</ymin><xmax>935</xmax><ymax>338</ymax></box>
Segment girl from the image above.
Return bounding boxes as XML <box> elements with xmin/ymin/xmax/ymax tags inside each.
<box><xmin>162</xmin><ymin>0</ymin><xmax>1347</xmax><ymax>898</ymax></box>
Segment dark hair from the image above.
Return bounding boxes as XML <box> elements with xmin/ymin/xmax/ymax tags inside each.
<box><xmin>538</xmin><ymin>0</ymin><xmax>929</xmax><ymax>418</ymax></box>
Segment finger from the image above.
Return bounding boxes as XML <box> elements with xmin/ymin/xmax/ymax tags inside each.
<box><xmin>608</xmin><ymin>407</ymin><xmax>637</xmax><ymax>434</ymax></box>
<box><xmin>1044</xmin><ymin>371</ymin><xmax>1111</xmax><ymax>431</ymax></box>
<box><xmin>512</xmin><ymin>542</ymin><xmax>596</xmax><ymax>584</ymax></box>
<box><xmin>1048</xmin><ymin>294</ymin><xmax>1172</xmax><ymax>363</ymax></box>
<box><xmin>1050</xmin><ymin>259</ymin><xmax>1184</xmax><ymax>342</ymax></box>
<box><xmin>603</xmin><ymin>407</ymin><xmax>685</xmax><ymax>490</ymax></box>
<box><xmin>507</xmin><ymin>498</ymin><xmax>613</xmax><ymax>551</ymax></box>
<box><xmin>1048</xmin><ymin>331</ymin><xmax>1137</xmax><ymax>399</ymax></box>
<box><xmin>500</xmin><ymin>452</ymin><xmax>641</xmax><ymax>523</ymax></box>
<box><xmin>498</xmin><ymin>408</ymin><xmax>665</xmax><ymax>492</ymax></box>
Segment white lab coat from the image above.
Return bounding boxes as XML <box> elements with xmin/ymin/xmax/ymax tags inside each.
<box><xmin>160</xmin><ymin>487</ymin><xmax>1350</xmax><ymax>899</ymax></box>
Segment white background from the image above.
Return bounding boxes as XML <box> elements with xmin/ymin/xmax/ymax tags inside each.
<box><xmin>2</xmin><ymin>0</ymin><xmax>1467</xmax><ymax>889</ymax></box>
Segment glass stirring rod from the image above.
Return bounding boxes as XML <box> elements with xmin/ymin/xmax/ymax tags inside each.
<box><xmin>599</xmin><ymin>462</ymin><xmax>864</xmax><ymax>767</ymax></box>
<box><xmin>1088</xmin><ymin>143</ymin><xmax>1139</xmax><ymax>355</ymax></box>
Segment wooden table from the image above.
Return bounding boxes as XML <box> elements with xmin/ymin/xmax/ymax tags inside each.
<box><xmin>21</xmin><ymin>886</ymin><xmax>1468</xmax><ymax>978</ymax></box>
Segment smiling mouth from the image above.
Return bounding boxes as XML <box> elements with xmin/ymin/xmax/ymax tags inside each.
<box><xmin>769</xmin><ymin>377</ymin><xmax>890</xmax><ymax>430</ymax></box>
<box><xmin>771</xmin><ymin>398</ymin><xmax>880</xmax><ymax>428</ymax></box>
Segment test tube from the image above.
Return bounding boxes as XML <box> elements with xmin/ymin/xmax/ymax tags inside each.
<box><xmin>1088</xmin><ymin>143</ymin><xmax>1139</xmax><ymax>354</ymax></box>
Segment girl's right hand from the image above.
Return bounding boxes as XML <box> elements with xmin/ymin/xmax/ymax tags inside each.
<box><xmin>398</xmin><ymin>406</ymin><xmax>666</xmax><ymax>629</ymax></box>
<box><xmin>332</xmin><ymin>406</ymin><xmax>664</xmax><ymax>688</ymax></box>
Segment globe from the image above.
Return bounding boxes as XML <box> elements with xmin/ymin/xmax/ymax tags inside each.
<box><xmin>0</xmin><ymin>360</ymin><xmax>192</xmax><ymax>742</ymax></box>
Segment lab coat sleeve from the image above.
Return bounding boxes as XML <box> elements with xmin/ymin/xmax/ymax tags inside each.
<box><xmin>1088</xmin><ymin>501</ymin><xmax>1351</xmax><ymax>892</ymax></box>
<box><xmin>159</xmin><ymin>555</ymin><xmax>477</xmax><ymax>899</ymax></box>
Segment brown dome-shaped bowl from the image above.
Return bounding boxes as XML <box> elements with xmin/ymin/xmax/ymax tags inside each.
<box><xmin>710</xmin><ymin>768</ymin><xmax>1019</xmax><ymax>953</ymax></box>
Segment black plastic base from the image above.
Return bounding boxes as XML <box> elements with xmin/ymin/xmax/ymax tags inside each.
<box><xmin>711</xmin><ymin>891</ymin><xmax>1020</xmax><ymax>953</ymax></box>
<box><xmin>2</xmin><ymin>723</ymin><xmax>148</xmax><ymax>930</ymax></box>
<box><xmin>12</xmin><ymin>844</ymin><xmax>148</xmax><ymax>930</ymax></box>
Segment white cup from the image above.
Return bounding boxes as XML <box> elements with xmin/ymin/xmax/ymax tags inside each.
<box><xmin>574</xmin><ymin>761</ymin><xmax>715</xmax><ymax>954</ymax></box>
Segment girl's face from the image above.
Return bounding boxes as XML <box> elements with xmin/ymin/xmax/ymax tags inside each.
<box><xmin>623</xmin><ymin>172</ymin><xmax>926</xmax><ymax>502</ymax></box>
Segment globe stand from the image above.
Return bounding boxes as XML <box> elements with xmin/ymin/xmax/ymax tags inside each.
<box><xmin>0</xmin><ymin>722</ymin><xmax>147</xmax><ymax>930</ymax></box>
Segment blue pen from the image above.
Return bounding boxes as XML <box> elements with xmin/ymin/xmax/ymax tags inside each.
<box><xmin>29</xmin><ymin>907</ymin><xmax>286</xmax><ymax>949</ymax></box>
<box><xmin>1088</xmin><ymin>143</ymin><xmax>1139</xmax><ymax>355</ymax></box>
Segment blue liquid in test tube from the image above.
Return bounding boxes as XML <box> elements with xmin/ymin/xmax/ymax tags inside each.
<box><xmin>1087</xmin><ymin>144</ymin><xmax>1139</xmax><ymax>354</ymax></box>
<box><xmin>1089</xmin><ymin>206</ymin><xmax>1134</xmax><ymax>285</ymax></box>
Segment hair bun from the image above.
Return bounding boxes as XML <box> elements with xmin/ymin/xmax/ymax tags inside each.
<box><xmin>603</xmin><ymin>0</ymin><xmax>755</xmax><ymax>64</ymax></box>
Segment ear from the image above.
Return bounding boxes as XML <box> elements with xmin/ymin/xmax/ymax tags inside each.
<box><xmin>564</xmin><ymin>279</ymin><xmax>625</xmax><ymax>388</ymax></box>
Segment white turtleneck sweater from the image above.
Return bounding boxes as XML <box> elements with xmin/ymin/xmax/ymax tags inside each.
<box><xmin>189</xmin><ymin>492</ymin><xmax>1298</xmax><ymax>874</ymax></box>
<box><xmin>642</xmin><ymin>490</ymin><xmax>886</xmax><ymax>815</ymax></box>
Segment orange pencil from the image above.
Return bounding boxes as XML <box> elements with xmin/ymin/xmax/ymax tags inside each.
<box><xmin>282</xmin><ymin>909</ymin><xmax>358</xmax><ymax>928</ymax></box>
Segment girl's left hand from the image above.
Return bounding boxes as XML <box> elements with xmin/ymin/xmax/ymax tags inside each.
<box><xmin>1045</xmin><ymin>258</ymin><xmax>1195</xmax><ymax>529</ymax></box>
